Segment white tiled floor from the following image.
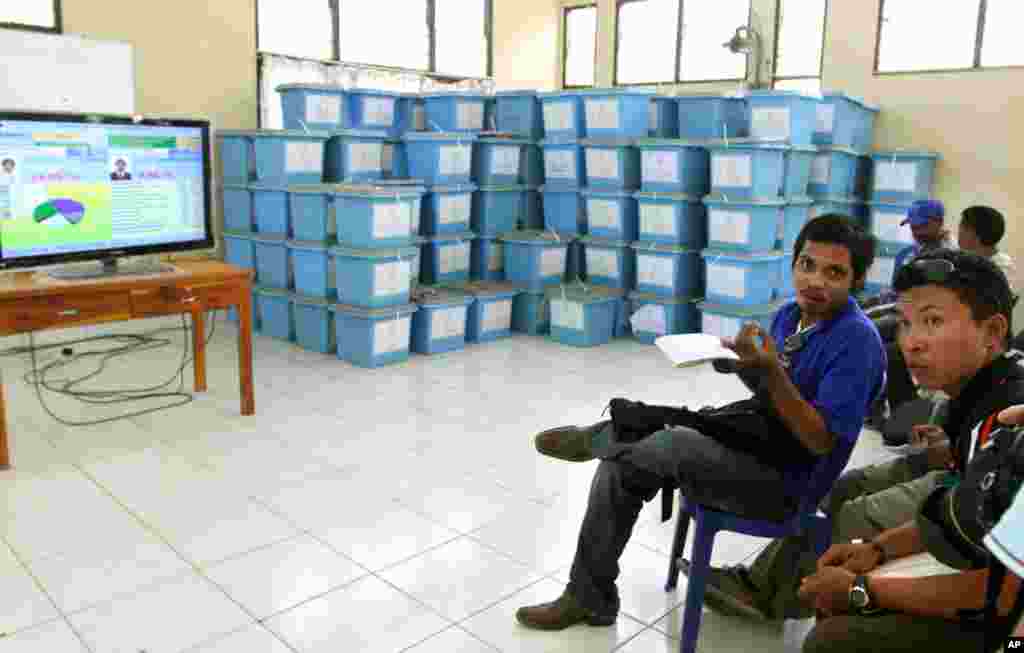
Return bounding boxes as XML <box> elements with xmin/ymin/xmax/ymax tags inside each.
<box><xmin>0</xmin><ymin>317</ymin><xmax>898</xmax><ymax>652</ymax></box>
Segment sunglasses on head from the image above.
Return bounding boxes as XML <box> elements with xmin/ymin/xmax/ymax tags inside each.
<box><xmin>895</xmin><ymin>258</ymin><xmax>1012</xmax><ymax>314</ymax></box>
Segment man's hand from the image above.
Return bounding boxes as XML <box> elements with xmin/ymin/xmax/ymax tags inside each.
<box><xmin>909</xmin><ymin>424</ymin><xmax>947</xmax><ymax>448</ymax></box>
<box><xmin>817</xmin><ymin>542</ymin><xmax>883</xmax><ymax>574</ymax></box>
<box><xmin>798</xmin><ymin>566</ymin><xmax>857</xmax><ymax>616</ymax></box>
<box><xmin>722</xmin><ymin>323</ymin><xmax>779</xmax><ymax>371</ymax></box>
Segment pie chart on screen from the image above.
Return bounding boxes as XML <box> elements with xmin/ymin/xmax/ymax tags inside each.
<box><xmin>33</xmin><ymin>198</ymin><xmax>86</xmax><ymax>225</ymax></box>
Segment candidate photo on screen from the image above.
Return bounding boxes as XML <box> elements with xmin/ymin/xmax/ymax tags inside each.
<box><xmin>0</xmin><ymin>157</ymin><xmax>16</xmax><ymax>185</ymax></box>
<box><xmin>110</xmin><ymin>157</ymin><xmax>132</xmax><ymax>182</ymax></box>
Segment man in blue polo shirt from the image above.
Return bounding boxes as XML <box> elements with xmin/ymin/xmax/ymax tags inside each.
<box><xmin>516</xmin><ymin>215</ymin><xmax>887</xmax><ymax>631</ymax></box>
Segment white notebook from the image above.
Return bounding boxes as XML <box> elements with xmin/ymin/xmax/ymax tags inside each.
<box><xmin>869</xmin><ymin>552</ymin><xmax>959</xmax><ymax>578</ymax></box>
<box><xmin>655</xmin><ymin>333</ymin><xmax>740</xmax><ymax>369</ymax></box>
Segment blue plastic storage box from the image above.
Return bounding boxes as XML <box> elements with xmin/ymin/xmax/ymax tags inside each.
<box><xmin>250</xmin><ymin>130</ymin><xmax>330</xmax><ymax>186</ymax></box>
<box><xmin>869</xmin><ymin>151</ymin><xmax>939</xmax><ymax>203</ymax></box>
<box><xmin>448</xmin><ymin>280</ymin><xmax>521</xmax><ymax>343</ymax></box>
<box><xmin>501</xmin><ymin>230</ymin><xmax>570</xmax><ymax>291</ymax></box>
<box><xmin>421</xmin><ymin>231</ymin><xmax>473</xmax><ymax>285</ymax></box>
<box><xmin>411</xmin><ymin>286</ymin><xmax>473</xmax><ymax>354</ymax></box>
<box><xmin>395</xmin><ymin>94</ymin><xmax>418</xmax><ymax>134</ymax></box>
<box><xmin>636</xmin><ymin>139</ymin><xmax>711</xmax><ymax>195</ymax></box>
<box><xmin>255</xmin><ymin>286</ymin><xmax>293</xmax><ymax>340</ymax></box>
<box><xmin>580</xmin><ymin>189</ymin><xmax>638</xmax><ymax>241</ymax></box>
<box><xmin>650</xmin><ymin>97</ymin><xmax>680</xmax><ymax>138</ymax></box>
<box><xmin>223</xmin><ymin>231</ymin><xmax>255</xmax><ymax>270</ymax></box>
<box><xmin>251</xmin><ymin>185</ymin><xmax>290</xmax><ymax>236</ymax></box>
<box><xmin>676</xmin><ymin>95</ymin><xmax>748</xmax><ymax>140</ymax></box>
<box><xmin>541</xmin><ymin>186</ymin><xmax>584</xmax><ymax>236</ymax></box>
<box><xmin>814</xmin><ymin>93</ymin><xmax>879</xmax><ymax>152</ymax></box>
<box><xmin>566</xmin><ymin>238</ymin><xmax>585</xmax><ymax>282</ymax></box>
<box><xmin>223</xmin><ymin>184</ymin><xmax>253</xmax><ymax>232</ymax></box>
<box><xmin>702</xmin><ymin>196</ymin><xmax>786</xmax><ymax>253</ymax></box>
<box><xmin>403</xmin><ymin>132</ymin><xmax>476</xmax><ymax>185</ymax></box>
<box><xmin>698</xmin><ymin>300</ymin><xmax>780</xmax><ymax>339</ymax></box>
<box><xmin>631</xmin><ymin>242</ymin><xmax>702</xmax><ymax>297</ymax></box>
<box><xmin>628</xmin><ymin>292</ymin><xmax>699</xmax><ymax>344</ymax></box>
<box><xmin>422</xmin><ymin>93</ymin><xmax>487</xmax><ymax>133</ymax></box>
<box><xmin>867</xmin><ymin>201</ymin><xmax>916</xmax><ymax>255</ymax></box>
<box><xmin>252</xmin><ymin>234</ymin><xmax>291</xmax><ymax>289</ymax></box>
<box><xmin>634</xmin><ymin>192</ymin><xmax>707</xmax><ymax>247</ymax></box>
<box><xmin>420</xmin><ymin>184</ymin><xmax>475</xmax><ymax>235</ymax></box>
<box><xmin>346</xmin><ymin>89</ymin><xmax>403</xmax><ymax>136</ymax></box>
<box><xmin>331</xmin><ymin>185</ymin><xmax>422</xmax><ymax>248</ymax></box>
<box><xmin>581</xmin><ymin>139</ymin><xmax>640</xmax><ymax>190</ymax></box>
<box><xmin>473</xmin><ymin>138</ymin><xmax>528</xmax><ymax>185</ymax></box>
<box><xmin>578</xmin><ymin>89</ymin><xmax>654</xmax><ymax>139</ymax></box>
<box><xmin>522</xmin><ymin>144</ymin><xmax>544</xmax><ymax>187</ymax></box>
<box><xmin>288</xmin><ymin>185</ymin><xmax>335</xmax><ymax>241</ymax></box>
<box><xmin>324</xmin><ymin>130</ymin><xmax>389</xmax><ymax>182</ymax></box>
<box><xmin>545</xmin><ymin>283</ymin><xmax>623</xmax><ymax>347</ymax></box>
<box><xmin>277</xmin><ymin>84</ymin><xmax>347</xmax><ymax>131</ymax></box>
<box><xmin>331</xmin><ymin>244</ymin><xmax>417</xmax><ymax>308</ymax></box>
<box><xmin>811</xmin><ymin>196</ymin><xmax>868</xmax><ymax>222</ymax></box>
<box><xmin>218</xmin><ymin>132</ymin><xmax>254</xmax><ymax>184</ymax></box>
<box><xmin>495</xmin><ymin>91</ymin><xmax>544</xmax><ymax>140</ymax></box>
<box><xmin>746</xmin><ymin>91</ymin><xmax>821</xmax><ymax>146</ymax></box>
<box><xmin>578</xmin><ymin>235</ymin><xmax>636</xmax><ymax>290</ymax></box>
<box><xmin>370</xmin><ymin>179</ymin><xmax>427</xmax><ymax>234</ymax></box>
<box><xmin>809</xmin><ymin>146</ymin><xmax>863</xmax><ymax>197</ymax></box>
<box><xmin>540</xmin><ymin>140</ymin><xmax>585</xmax><ymax>188</ymax></box>
<box><xmin>707</xmin><ymin>141</ymin><xmax>788</xmax><ymax>200</ymax></box>
<box><xmin>512</xmin><ymin>291</ymin><xmax>550</xmax><ymax>335</ymax></box>
<box><xmin>291</xmin><ymin>295</ymin><xmax>336</xmax><ymax>353</ymax></box>
<box><xmin>701</xmin><ymin>249</ymin><xmax>783</xmax><ymax>306</ymax></box>
<box><xmin>538</xmin><ymin>92</ymin><xmax>585</xmax><ymax>140</ymax></box>
<box><xmin>782</xmin><ymin>145</ymin><xmax>817</xmax><ymax>198</ymax></box>
<box><xmin>471</xmin><ymin>237</ymin><xmax>505</xmax><ymax>281</ymax></box>
<box><xmin>383</xmin><ymin>139</ymin><xmax>405</xmax><ymax>178</ymax></box>
<box><xmin>778</xmin><ymin>252</ymin><xmax>795</xmax><ymax>298</ymax></box>
<box><xmin>781</xmin><ymin>198</ymin><xmax>814</xmax><ymax>251</ymax></box>
<box><xmin>473</xmin><ymin>185</ymin><xmax>528</xmax><ymax>235</ymax></box>
<box><xmin>330</xmin><ymin>303</ymin><xmax>417</xmax><ymax>367</ymax></box>
<box><xmin>287</xmin><ymin>240</ymin><xmax>336</xmax><ymax>298</ymax></box>
<box><xmin>864</xmin><ymin>253</ymin><xmax>897</xmax><ymax>295</ymax></box>
<box><xmin>484</xmin><ymin>97</ymin><xmax>496</xmax><ymax>131</ymax></box>
<box><xmin>523</xmin><ymin>187</ymin><xmax>543</xmax><ymax>229</ymax></box>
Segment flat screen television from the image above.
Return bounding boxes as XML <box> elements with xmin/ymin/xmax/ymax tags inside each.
<box><xmin>0</xmin><ymin>111</ymin><xmax>213</xmax><ymax>279</ymax></box>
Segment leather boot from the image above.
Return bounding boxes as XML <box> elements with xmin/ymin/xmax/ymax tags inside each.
<box><xmin>515</xmin><ymin>591</ymin><xmax>616</xmax><ymax>630</ymax></box>
<box><xmin>533</xmin><ymin>420</ymin><xmax>611</xmax><ymax>462</ymax></box>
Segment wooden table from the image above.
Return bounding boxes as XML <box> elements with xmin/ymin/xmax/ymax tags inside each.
<box><xmin>0</xmin><ymin>261</ymin><xmax>255</xmax><ymax>469</ymax></box>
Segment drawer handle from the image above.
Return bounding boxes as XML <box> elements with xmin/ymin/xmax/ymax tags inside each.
<box><xmin>58</xmin><ymin>309</ymin><xmax>79</xmax><ymax>317</ymax></box>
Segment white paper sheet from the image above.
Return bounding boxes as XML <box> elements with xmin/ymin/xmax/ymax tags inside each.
<box><xmin>550</xmin><ymin>298</ymin><xmax>585</xmax><ymax>330</ymax></box>
<box><xmin>585</xmin><ymin>98</ymin><xmax>620</xmax><ymax>130</ymax></box>
<box><xmin>431</xmin><ymin>307</ymin><xmax>466</xmax><ymax>339</ymax></box>
<box><xmin>874</xmin><ymin>161</ymin><xmax>918</xmax><ymax>192</ymax></box>
<box><xmin>349</xmin><ymin>142</ymin><xmax>383</xmax><ymax>173</ymax></box>
<box><xmin>363</xmin><ymin>97</ymin><xmax>395</xmax><ymax>126</ymax></box>
<box><xmin>372</xmin><ymin>201</ymin><xmax>411</xmax><ymax>239</ymax></box>
<box><xmin>587</xmin><ymin>249</ymin><xmax>620</xmax><ymax>278</ymax></box>
<box><xmin>545</xmin><ymin>150</ymin><xmax>576</xmax><ymax>179</ymax></box>
<box><xmin>867</xmin><ymin>256</ymin><xmax>896</xmax><ymax>285</ymax></box>
<box><xmin>439</xmin><ymin>194</ymin><xmax>470</xmax><ymax>225</ymax></box>
<box><xmin>702</xmin><ymin>312</ymin><xmax>742</xmax><ymax>339</ymax></box>
<box><xmin>439</xmin><ymin>242</ymin><xmax>470</xmax><ymax>274</ymax></box>
<box><xmin>457</xmin><ymin>101</ymin><xmax>484</xmax><ymax>130</ymax></box>
<box><xmin>373</xmin><ymin>317</ymin><xmax>411</xmax><ymax>355</ymax></box>
<box><xmin>712</xmin><ymin>153</ymin><xmax>752</xmax><ymax>189</ymax></box>
<box><xmin>642</xmin><ymin>151</ymin><xmax>680</xmax><ymax>184</ymax></box>
<box><xmin>637</xmin><ymin>254</ymin><xmax>675</xmax><ymax>288</ymax></box>
<box><xmin>587</xmin><ymin>198</ymin><xmax>621</xmax><ymax>230</ymax></box>
<box><xmin>488</xmin><ymin>242</ymin><xmax>504</xmax><ymax>271</ymax></box>
<box><xmin>439</xmin><ymin>144</ymin><xmax>471</xmax><ymax>176</ymax></box>
<box><xmin>373</xmin><ymin>260</ymin><xmax>411</xmax><ymax>297</ymax></box>
<box><xmin>482</xmin><ymin>299</ymin><xmax>513</xmax><ymax>332</ymax></box>
<box><xmin>543</xmin><ymin>101</ymin><xmax>573</xmax><ymax>132</ymax></box>
<box><xmin>810</xmin><ymin>153</ymin><xmax>832</xmax><ymax>184</ymax></box>
<box><xmin>706</xmin><ymin>263</ymin><xmax>747</xmax><ymax>299</ymax></box>
<box><xmin>869</xmin><ymin>552</ymin><xmax>959</xmax><ymax>579</ymax></box>
<box><xmin>708</xmin><ymin>209</ymin><xmax>751</xmax><ymax>246</ymax></box>
<box><xmin>490</xmin><ymin>146</ymin><xmax>521</xmax><ymax>176</ymax></box>
<box><xmin>306</xmin><ymin>94</ymin><xmax>341</xmax><ymax>125</ymax></box>
<box><xmin>586</xmin><ymin>149</ymin><xmax>618</xmax><ymax>179</ymax></box>
<box><xmin>640</xmin><ymin>203</ymin><xmax>677</xmax><ymax>237</ymax></box>
<box><xmin>873</xmin><ymin>210</ymin><xmax>914</xmax><ymax>245</ymax></box>
<box><xmin>816</xmin><ymin>104</ymin><xmax>835</xmax><ymax>134</ymax></box>
<box><xmin>541</xmin><ymin>248</ymin><xmax>567</xmax><ymax>276</ymax></box>
<box><xmin>286</xmin><ymin>141</ymin><xmax>323</xmax><ymax>173</ymax></box>
<box><xmin>751</xmin><ymin>107</ymin><xmax>791</xmax><ymax>141</ymax></box>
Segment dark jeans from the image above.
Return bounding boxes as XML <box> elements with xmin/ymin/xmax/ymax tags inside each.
<box><xmin>803</xmin><ymin>612</ymin><xmax>990</xmax><ymax>653</ymax></box>
<box><xmin>566</xmin><ymin>424</ymin><xmax>798</xmax><ymax>616</ymax></box>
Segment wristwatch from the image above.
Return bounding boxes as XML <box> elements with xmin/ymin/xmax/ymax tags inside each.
<box><xmin>848</xmin><ymin>575</ymin><xmax>880</xmax><ymax>614</ymax></box>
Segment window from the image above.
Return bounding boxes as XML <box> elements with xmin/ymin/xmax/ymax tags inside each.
<box><xmin>876</xmin><ymin>0</ymin><xmax>1023</xmax><ymax>73</ymax></box>
<box><xmin>436</xmin><ymin>0</ymin><xmax>490</xmax><ymax>78</ymax></box>
<box><xmin>257</xmin><ymin>0</ymin><xmax>334</xmax><ymax>61</ymax></box>
<box><xmin>773</xmin><ymin>0</ymin><xmax>826</xmax><ymax>92</ymax></box>
<box><xmin>564</xmin><ymin>5</ymin><xmax>597</xmax><ymax>88</ymax></box>
<box><xmin>613</xmin><ymin>0</ymin><xmax>749</xmax><ymax>85</ymax></box>
<box><xmin>1</xmin><ymin>1</ymin><xmax>61</xmax><ymax>32</ymax></box>
<box><xmin>340</xmin><ymin>0</ymin><xmax>430</xmax><ymax>70</ymax></box>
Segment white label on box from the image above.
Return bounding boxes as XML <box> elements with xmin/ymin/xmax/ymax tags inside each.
<box><xmin>550</xmin><ymin>298</ymin><xmax>585</xmax><ymax>330</ymax></box>
<box><xmin>873</xmin><ymin>210</ymin><xmax>914</xmax><ymax>245</ymax></box>
<box><xmin>412</xmin><ymin>105</ymin><xmax>426</xmax><ymax>131</ymax></box>
<box><xmin>306</xmin><ymin>94</ymin><xmax>341</xmax><ymax>125</ymax></box>
<box><xmin>382</xmin><ymin>143</ymin><xmax>394</xmax><ymax>172</ymax></box>
<box><xmin>545</xmin><ymin>150</ymin><xmax>576</xmax><ymax>179</ymax></box>
<box><xmin>439</xmin><ymin>241</ymin><xmax>470</xmax><ymax>274</ymax></box>
<box><xmin>373</xmin><ymin>317</ymin><xmax>411</xmax><ymax>355</ymax></box>
<box><xmin>543</xmin><ymin>102</ymin><xmax>573</xmax><ymax>132</ymax></box>
<box><xmin>810</xmin><ymin>153</ymin><xmax>832</xmax><ymax>185</ymax></box>
<box><xmin>587</xmin><ymin>199</ymin><xmax>621</xmax><ymax>230</ymax></box>
<box><xmin>372</xmin><ymin>201</ymin><xmax>411</xmax><ymax>239</ymax></box>
<box><xmin>541</xmin><ymin>248</ymin><xmax>567</xmax><ymax>276</ymax></box>
<box><xmin>585</xmin><ymin>98</ymin><xmax>620</xmax><ymax>130</ymax></box>
<box><xmin>488</xmin><ymin>242</ymin><xmax>504</xmax><ymax>271</ymax></box>
<box><xmin>286</xmin><ymin>141</ymin><xmax>323</xmax><ymax>172</ymax></box>
<box><xmin>706</xmin><ymin>263</ymin><xmax>747</xmax><ymax>299</ymax></box>
<box><xmin>751</xmin><ymin>107</ymin><xmax>791</xmax><ymax>141</ymax></box>
<box><xmin>642</xmin><ymin>151</ymin><xmax>680</xmax><ymax>184</ymax></box>
<box><xmin>875</xmin><ymin>161</ymin><xmax>918</xmax><ymax>192</ymax></box>
<box><xmin>439</xmin><ymin>194</ymin><xmax>470</xmax><ymax>225</ymax></box>
<box><xmin>709</xmin><ymin>209</ymin><xmax>751</xmax><ymax>246</ymax></box>
<box><xmin>439</xmin><ymin>144</ymin><xmax>472</xmax><ymax>176</ymax></box>
<box><xmin>712</xmin><ymin>153</ymin><xmax>752</xmax><ymax>189</ymax></box>
<box><xmin>868</xmin><ymin>256</ymin><xmax>896</xmax><ymax>285</ymax></box>
<box><xmin>587</xmin><ymin>249</ymin><xmax>620</xmax><ymax>278</ymax></box>
<box><xmin>631</xmin><ymin>303</ymin><xmax>668</xmax><ymax>335</ymax></box>
<box><xmin>703</xmin><ymin>312</ymin><xmax>742</xmax><ymax>339</ymax></box>
<box><xmin>364</xmin><ymin>97</ymin><xmax>395</xmax><ymax>126</ymax></box>
<box><xmin>491</xmin><ymin>146</ymin><xmax>521</xmax><ymax>176</ymax></box>
<box><xmin>431</xmin><ymin>307</ymin><xmax>465</xmax><ymax>339</ymax></box>
<box><xmin>373</xmin><ymin>260</ymin><xmax>411</xmax><ymax>297</ymax></box>
<box><xmin>586</xmin><ymin>149</ymin><xmax>618</xmax><ymax>179</ymax></box>
<box><xmin>349</xmin><ymin>142</ymin><xmax>383</xmax><ymax>173</ymax></box>
<box><xmin>457</xmin><ymin>101</ymin><xmax>484</xmax><ymax>130</ymax></box>
<box><xmin>817</xmin><ymin>104</ymin><xmax>835</xmax><ymax>134</ymax></box>
<box><xmin>483</xmin><ymin>299</ymin><xmax>513</xmax><ymax>332</ymax></box>
<box><xmin>640</xmin><ymin>203</ymin><xmax>676</xmax><ymax>237</ymax></box>
<box><xmin>637</xmin><ymin>254</ymin><xmax>675</xmax><ymax>288</ymax></box>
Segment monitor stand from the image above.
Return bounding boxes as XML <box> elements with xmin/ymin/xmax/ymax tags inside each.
<box><xmin>48</xmin><ymin>257</ymin><xmax>177</xmax><ymax>281</ymax></box>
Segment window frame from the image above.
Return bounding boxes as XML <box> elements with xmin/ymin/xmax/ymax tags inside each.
<box><xmin>771</xmin><ymin>0</ymin><xmax>828</xmax><ymax>89</ymax></box>
<box><xmin>612</xmin><ymin>0</ymin><xmax>751</xmax><ymax>87</ymax></box>
<box><xmin>0</xmin><ymin>0</ymin><xmax>62</xmax><ymax>33</ymax></box>
<box><xmin>873</xmin><ymin>0</ymin><xmax>1024</xmax><ymax>75</ymax></box>
<box><xmin>562</xmin><ymin>3</ymin><xmax>598</xmax><ymax>89</ymax></box>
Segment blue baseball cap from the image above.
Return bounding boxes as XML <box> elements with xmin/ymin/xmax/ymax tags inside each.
<box><xmin>901</xmin><ymin>199</ymin><xmax>945</xmax><ymax>226</ymax></box>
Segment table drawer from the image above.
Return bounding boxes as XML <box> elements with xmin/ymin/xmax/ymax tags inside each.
<box><xmin>129</xmin><ymin>287</ymin><xmax>195</xmax><ymax>317</ymax></box>
<box><xmin>0</xmin><ymin>292</ymin><xmax>132</xmax><ymax>332</ymax></box>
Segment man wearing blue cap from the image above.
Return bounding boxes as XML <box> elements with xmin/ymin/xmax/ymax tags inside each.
<box><xmin>892</xmin><ymin>199</ymin><xmax>951</xmax><ymax>278</ymax></box>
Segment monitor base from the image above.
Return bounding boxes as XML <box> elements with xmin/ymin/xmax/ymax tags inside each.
<box><xmin>47</xmin><ymin>258</ymin><xmax>177</xmax><ymax>281</ymax></box>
